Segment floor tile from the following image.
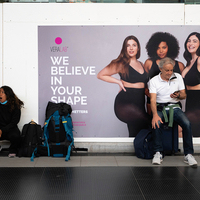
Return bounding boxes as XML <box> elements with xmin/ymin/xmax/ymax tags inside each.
<box><xmin>115</xmin><ymin>156</ymin><xmax>152</xmax><ymax>166</ymax></box>
<box><xmin>160</xmin><ymin>155</ymin><xmax>187</xmax><ymax>166</ymax></box>
<box><xmin>177</xmin><ymin>166</ymin><xmax>200</xmax><ymax>179</ymax></box>
<box><xmin>0</xmin><ymin>167</ymin><xmax>44</xmax><ymax>180</ymax></box>
<box><xmin>80</xmin><ymin>156</ymin><xmax>118</xmax><ymax>166</ymax></box>
<box><xmin>35</xmin><ymin>156</ymin><xmax>81</xmax><ymax>167</ymax></box>
<box><xmin>144</xmin><ymin>194</ymin><xmax>200</xmax><ymax>200</ymax></box>
<box><xmin>0</xmin><ymin>157</ymin><xmax>36</xmax><ymax>167</ymax></box>
<box><xmin>131</xmin><ymin>167</ymin><xmax>187</xmax><ymax>180</ymax></box>
<box><xmin>95</xmin><ymin>194</ymin><xmax>145</xmax><ymax>200</ymax></box>
<box><xmin>138</xmin><ymin>179</ymin><xmax>200</xmax><ymax>195</ymax></box>
<box><xmin>0</xmin><ymin>194</ymin><xmax>36</xmax><ymax>200</ymax></box>
<box><xmin>162</xmin><ymin>155</ymin><xmax>200</xmax><ymax>167</ymax></box>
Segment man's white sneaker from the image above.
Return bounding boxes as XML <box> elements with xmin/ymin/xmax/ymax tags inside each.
<box><xmin>184</xmin><ymin>154</ymin><xmax>198</xmax><ymax>168</ymax></box>
<box><xmin>152</xmin><ymin>152</ymin><xmax>163</xmax><ymax>165</ymax></box>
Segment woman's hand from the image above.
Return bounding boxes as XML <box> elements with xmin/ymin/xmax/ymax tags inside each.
<box><xmin>97</xmin><ymin>64</ymin><xmax>126</xmax><ymax>92</ymax></box>
<box><xmin>118</xmin><ymin>80</ymin><xmax>126</xmax><ymax>92</ymax></box>
<box><xmin>145</xmin><ymin>87</ymin><xmax>150</xmax><ymax>97</ymax></box>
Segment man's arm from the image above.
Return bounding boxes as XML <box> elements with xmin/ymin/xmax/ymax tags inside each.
<box><xmin>150</xmin><ymin>93</ymin><xmax>163</xmax><ymax>129</ymax></box>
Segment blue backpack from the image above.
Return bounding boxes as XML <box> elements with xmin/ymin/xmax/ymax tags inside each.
<box><xmin>31</xmin><ymin>102</ymin><xmax>74</xmax><ymax>161</ymax></box>
<box><xmin>134</xmin><ymin>129</ymin><xmax>154</xmax><ymax>159</ymax></box>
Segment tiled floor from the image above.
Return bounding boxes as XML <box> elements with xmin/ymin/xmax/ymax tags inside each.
<box><xmin>1</xmin><ymin>153</ymin><xmax>200</xmax><ymax>199</ymax></box>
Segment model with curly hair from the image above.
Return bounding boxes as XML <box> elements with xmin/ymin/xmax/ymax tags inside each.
<box><xmin>144</xmin><ymin>32</ymin><xmax>185</xmax><ymax>115</ymax></box>
<box><xmin>97</xmin><ymin>35</ymin><xmax>150</xmax><ymax>137</ymax></box>
<box><xmin>182</xmin><ymin>32</ymin><xmax>200</xmax><ymax>137</ymax></box>
<box><xmin>0</xmin><ymin>85</ymin><xmax>24</xmax><ymax>157</ymax></box>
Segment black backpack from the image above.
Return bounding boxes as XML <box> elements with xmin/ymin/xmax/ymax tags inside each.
<box><xmin>134</xmin><ymin>128</ymin><xmax>154</xmax><ymax>159</ymax></box>
<box><xmin>18</xmin><ymin>121</ymin><xmax>43</xmax><ymax>157</ymax></box>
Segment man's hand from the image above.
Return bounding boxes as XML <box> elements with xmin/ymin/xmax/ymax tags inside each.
<box><xmin>170</xmin><ymin>89</ymin><xmax>186</xmax><ymax>100</ymax></box>
<box><xmin>170</xmin><ymin>91</ymin><xmax>180</xmax><ymax>99</ymax></box>
<box><xmin>0</xmin><ymin>130</ymin><xmax>2</xmax><ymax>138</ymax></box>
<box><xmin>152</xmin><ymin>114</ymin><xmax>163</xmax><ymax>129</ymax></box>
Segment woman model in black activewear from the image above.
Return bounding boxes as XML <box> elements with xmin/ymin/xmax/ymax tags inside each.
<box><xmin>182</xmin><ymin>32</ymin><xmax>200</xmax><ymax>137</ymax></box>
<box><xmin>0</xmin><ymin>86</ymin><xmax>24</xmax><ymax>157</ymax></box>
<box><xmin>144</xmin><ymin>32</ymin><xmax>185</xmax><ymax>115</ymax></box>
<box><xmin>97</xmin><ymin>35</ymin><xmax>150</xmax><ymax>137</ymax></box>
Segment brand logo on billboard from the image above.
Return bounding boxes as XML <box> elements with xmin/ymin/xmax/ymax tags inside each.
<box><xmin>50</xmin><ymin>37</ymin><xmax>67</xmax><ymax>52</ymax></box>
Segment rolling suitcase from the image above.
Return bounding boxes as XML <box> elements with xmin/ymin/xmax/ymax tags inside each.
<box><xmin>162</xmin><ymin>122</ymin><xmax>179</xmax><ymax>155</ymax></box>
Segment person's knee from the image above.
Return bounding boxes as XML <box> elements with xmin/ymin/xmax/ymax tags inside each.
<box><xmin>181</xmin><ymin>118</ymin><xmax>191</xmax><ymax>129</ymax></box>
<box><xmin>9</xmin><ymin>134</ymin><xmax>20</xmax><ymax>142</ymax></box>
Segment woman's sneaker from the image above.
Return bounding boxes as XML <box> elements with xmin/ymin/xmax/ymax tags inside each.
<box><xmin>152</xmin><ymin>152</ymin><xmax>163</xmax><ymax>165</ymax></box>
<box><xmin>8</xmin><ymin>153</ymin><xmax>16</xmax><ymax>158</ymax></box>
<box><xmin>184</xmin><ymin>154</ymin><xmax>198</xmax><ymax>168</ymax></box>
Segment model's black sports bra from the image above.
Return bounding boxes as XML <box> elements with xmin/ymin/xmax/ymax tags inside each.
<box><xmin>184</xmin><ymin>57</ymin><xmax>200</xmax><ymax>86</ymax></box>
<box><xmin>119</xmin><ymin>64</ymin><xmax>148</xmax><ymax>84</ymax></box>
<box><xmin>149</xmin><ymin>60</ymin><xmax>181</xmax><ymax>79</ymax></box>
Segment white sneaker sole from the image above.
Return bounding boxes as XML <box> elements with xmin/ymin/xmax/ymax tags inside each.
<box><xmin>184</xmin><ymin>160</ymin><xmax>198</xmax><ymax>168</ymax></box>
<box><xmin>8</xmin><ymin>154</ymin><xmax>16</xmax><ymax>158</ymax></box>
<box><xmin>152</xmin><ymin>159</ymin><xmax>163</xmax><ymax>165</ymax></box>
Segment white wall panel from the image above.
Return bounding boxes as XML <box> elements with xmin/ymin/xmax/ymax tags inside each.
<box><xmin>185</xmin><ymin>5</ymin><xmax>200</xmax><ymax>25</ymax></box>
<box><xmin>3</xmin><ymin>3</ymin><xmax>184</xmax><ymax>25</ymax></box>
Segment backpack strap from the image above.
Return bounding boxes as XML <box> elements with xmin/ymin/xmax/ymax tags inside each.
<box><xmin>43</xmin><ymin>116</ymin><xmax>53</xmax><ymax>156</ymax></box>
<box><xmin>52</xmin><ymin>110</ymin><xmax>61</xmax><ymax>143</ymax></box>
<box><xmin>35</xmin><ymin>124</ymin><xmax>42</xmax><ymax>145</ymax></box>
<box><xmin>62</xmin><ymin>115</ymin><xmax>74</xmax><ymax>161</ymax></box>
<box><xmin>62</xmin><ymin>115</ymin><xmax>73</xmax><ymax>140</ymax></box>
<box><xmin>30</xmin><ymin>147</ymin><xmax>37</xmax><ymax>162</ymax></box>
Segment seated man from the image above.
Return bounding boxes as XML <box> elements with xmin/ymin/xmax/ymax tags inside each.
<box><xmin>148</xmin><ymin>57</ymin><xmax>197</xmax><ymax>167</ymax></box>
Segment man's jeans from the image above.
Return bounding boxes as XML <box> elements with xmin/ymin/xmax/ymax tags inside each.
<box><xmin>153</xmin><ymin>108</ymin><xmax>194</xmax><ymax>155</ymax></box>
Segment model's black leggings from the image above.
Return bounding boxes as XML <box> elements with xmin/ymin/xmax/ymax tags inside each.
<box><xmin>114</xmin><ymin>87</ymin><xmax>150</xmax><ymax>137</ymax></box>
<box><xmin>185</xmin><ymin>90</ymin><xmax>200</xmax><ymax>137</ymax></box>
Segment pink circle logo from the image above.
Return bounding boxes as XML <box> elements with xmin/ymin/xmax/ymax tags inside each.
<box><xmin>55</xmin><ymin>37</ymin><xmax>62</xmax><ymax>45</ymax></box>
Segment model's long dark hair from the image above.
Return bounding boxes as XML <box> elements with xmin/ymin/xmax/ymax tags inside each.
<box><xmin>146</xmin><ymin>32</ymin><xmax>180</xmax><ymax>60</ymax></box>
<box><xmin>1</xmin><ymin>86</ymin><xmax>24</xmax><ymax>112</ymax></box>
<box><xmin>108</xmin><ymin>35</ymin><xmax>141</xmax><ymax>77</ymax></box>
<box><xmin>183</xmin><ymin>32</ymin><xmax>200</xmax><ymax>66</ymax></box>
